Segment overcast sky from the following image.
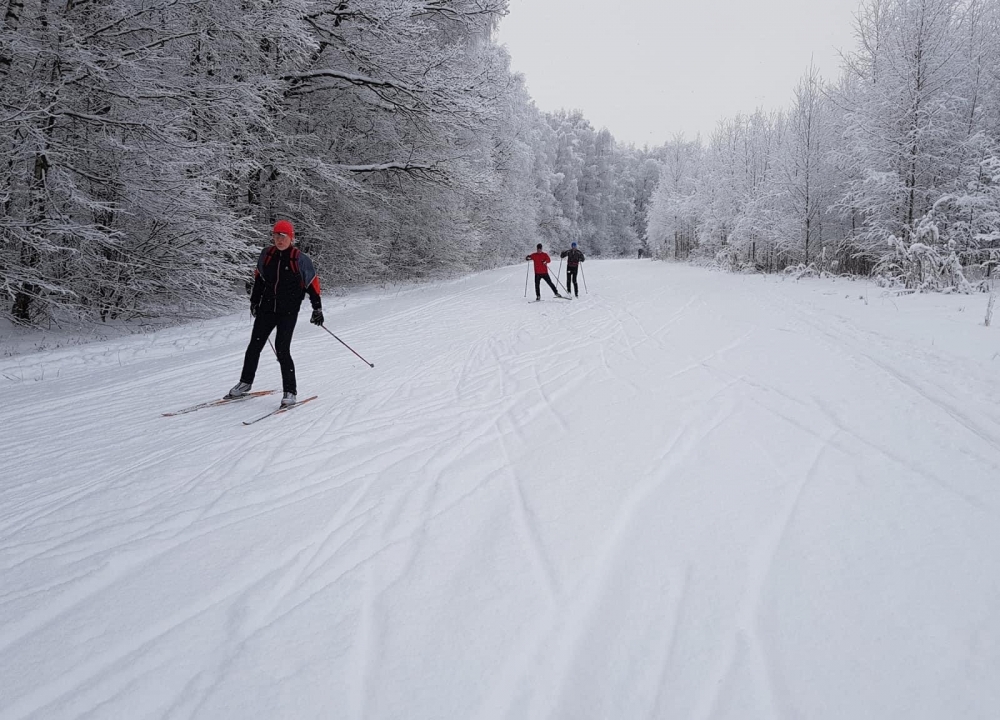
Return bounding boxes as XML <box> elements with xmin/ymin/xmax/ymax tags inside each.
<box><xmin>496</xmin><ymin>0</ymin><xmax>862</xmax><ymax>147</ymax></box>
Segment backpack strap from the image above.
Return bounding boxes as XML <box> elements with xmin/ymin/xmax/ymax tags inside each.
<box><xmin>289</xmin><ymin>247</ymin><xmax>305</xmax><ymax>289</ymax></box>
<box><xmin>263</xmin><ymin>246</ymin><xmax>305</xmax><ymax>289</ymax></box>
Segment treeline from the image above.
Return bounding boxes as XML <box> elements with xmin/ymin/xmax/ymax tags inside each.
<box><xmin>648</xmin><ymin>0</ymin><xmax>1000</xmax><ymax>291</ymax></box>
<box><xmin>0</xmin><ymin>0</ymin><xmax>655</xmax><ymax>325</ymax></box>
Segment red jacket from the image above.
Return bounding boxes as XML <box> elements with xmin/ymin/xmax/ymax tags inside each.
<box><xmin>526</xmin><ymin>251</ymin><xmax>551</xmax><ymax>275</ymax></box>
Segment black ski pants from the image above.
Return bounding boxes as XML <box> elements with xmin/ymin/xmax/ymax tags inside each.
<box><xmin>534</xmin><ymin>273</ymin><xmax>559</xmax><ymax>298</ymax></box>
<box><xmin>240</xmin><ymin>310</ymin><xmax>298</xmax><ymax>394</ymax></box>
<box><xmin>566</xmin><ymin>266</ymin><xmax>579</xmax><ymax>296</ymax></box>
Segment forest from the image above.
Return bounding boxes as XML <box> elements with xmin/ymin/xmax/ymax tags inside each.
<box><xmin>0</xmin><ymin>0</ymin><xmax>658</xmax><ymax>324</ymax></box>
<box><xmin>647</xmin><ymin>0</ymin><xmax>1000</xmax><ymax>292</ymax></box>
<box><xmin>3</xmin><ymin>0</ymin><xmax>999</xmax><ymax>326</ymax></box>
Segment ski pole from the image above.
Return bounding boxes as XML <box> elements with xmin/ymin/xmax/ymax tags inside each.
<box><xmin>556</xmin><ymin>256</ymin><xmax>564</xmax><ymax>287</ymax></box>
<box><xmin>581</xmin><ymin>264</ymin><xmax>589</xmax><ymax>294</ymax></box>
<box><xmin>319</xmin><ymin>324</ymin><xmax>375</xmax><ymax>368</ymax></box>
<box><xmin>524</xmin><ymin>262</ymin><xmax>530</xmax><ymax>298</ymax></box>
<box><xmin>258</xmin><ymin>313</ymin><xmax>277</xmax><ymax>358</ymax></box>
<box><xmin>549</xmin><ymin>270</ymin><xmax>569</xmax><ymax>295</ymax></box>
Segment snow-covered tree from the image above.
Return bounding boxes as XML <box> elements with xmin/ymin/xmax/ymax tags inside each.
<box><xmin>780</xmin><ymin>62</ymin><xmax>836</xmax><ymax>266</ymax></box>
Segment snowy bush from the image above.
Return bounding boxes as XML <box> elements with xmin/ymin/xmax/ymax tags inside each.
<box><xmin>874</xmin><ymin>228</ymin><xmax>974</xmax><ymax>294</ymax></box>
<box><xmin>783</xmin><ymin>264</ymin><xmax>820</xmax><ymax>281</ymax></box>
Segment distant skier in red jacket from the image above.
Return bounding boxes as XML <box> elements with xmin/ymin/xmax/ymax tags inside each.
<box><xmin>526</xmin><ymin>243</ymin><xmax>563</xmax><ymax>301</ymax></box>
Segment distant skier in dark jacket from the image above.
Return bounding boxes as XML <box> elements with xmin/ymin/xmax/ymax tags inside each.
<box><xmin>560</xmin><ymin>242</ymin><xmax>585</xmax><ymax>297</ymax></box>
<box><xmin>527</xmin><ymin>243</ymin><xmax>562</xmax><ymax>301</ymax></box>
<box><xmin>226</xmin><ymin>220</ymin><xmax>323</xmax><ymax>407</ymax></box>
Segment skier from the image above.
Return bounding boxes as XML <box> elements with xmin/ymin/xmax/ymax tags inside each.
<box><xmin>560</xmin><ymin>242</ymin><xmax>585</xmax><ymax>298</ymax></box>
<box><xmin>526</xmin><ymin>243</ymin><xmax>562</xmax><ymax>301</ymax></box>
<box><xmin>227</xmin><ymin>219</ymin><xmax>323</xmax><ymax>407</ymax></box>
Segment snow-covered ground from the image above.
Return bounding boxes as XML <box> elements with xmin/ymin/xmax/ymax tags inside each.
<box><xmin>2</xmin><ymin>260</ymin><xmax>999</xmax><ymax>720</ymax></box>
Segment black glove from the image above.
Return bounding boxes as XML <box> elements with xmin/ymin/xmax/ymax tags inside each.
<box><xmin>310</xmin><ymin>308</ymin><xmax>324</xmax><ymax>326</ymax></box>
<box><xmin>250</xmin><ymin>302</ymin><xmax>258</xmax><ymax>318</ymax></box>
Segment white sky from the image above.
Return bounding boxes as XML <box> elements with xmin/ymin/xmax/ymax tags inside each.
<box><xmin>497</xmin><ymin>0</ymin><xmax>862</xmax><ymax>147</ymax></box>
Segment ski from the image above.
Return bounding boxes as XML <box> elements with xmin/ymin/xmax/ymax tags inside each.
<box><xmin>163</xmin><ymin>390</ymin><xmax>277</xmax><ymax>417</ymax></box>
<box><xmin>242</xmin><ymin>395</ymin><xmax>318</xmax><ymax>426</ymax></box>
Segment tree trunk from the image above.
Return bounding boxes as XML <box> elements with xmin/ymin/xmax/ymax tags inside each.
<box><xmin>12</xmin><ymin>121</ymin><xmax>53</xmax><ymax>323</ymax></box>
<box><xmin>0</xmin><ymin>0</ymin><xmax>25</xmax><ymax>80</ymax></box>
<box><xmin>904</xmin><ymin>7</ymin><xmax>926</xmax><ymax>240</ymax></box>
<box><xmin>13</xmin><ymin>0</ymin><xmax>57</xmax><ymax>323</ymax></box>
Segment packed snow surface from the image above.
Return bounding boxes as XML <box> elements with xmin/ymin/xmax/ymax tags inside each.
<box><xmin>2</xmin><ymin>261</ymin><xmax>999</xmax><ymax>720</ymax></box>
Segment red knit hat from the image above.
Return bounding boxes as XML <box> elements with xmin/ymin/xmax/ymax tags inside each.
<box><xmin>272</xmin><ymin>219</ymin><xmax>294</xmax><ymax>239</ymax></box>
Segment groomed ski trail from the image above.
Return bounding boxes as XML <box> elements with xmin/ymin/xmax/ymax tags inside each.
<box><xmin>1</xmin><ymin>261</ymin><xmax>999</xmax><ymax>720</ymax></box>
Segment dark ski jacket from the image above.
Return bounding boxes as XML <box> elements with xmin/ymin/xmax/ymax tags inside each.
<box><xmin>527</xmin><ymin>251</ymin><xmax>551</xmax><ymax>275</ymax></box>
<box><xmin>250</xmin><ymin>245</ymin><xmax>322</xmax><ymax>316</ymax></box>
<box><xmin>560</xmin><ymin>248</ymin><xmax>585</xmax><ymax>268</ymax></box>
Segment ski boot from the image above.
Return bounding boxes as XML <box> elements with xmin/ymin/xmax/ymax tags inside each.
<box><xmin>226</xmin><ymin>381</ymin><xmax>252</xmax><ymax>399</ymax></box>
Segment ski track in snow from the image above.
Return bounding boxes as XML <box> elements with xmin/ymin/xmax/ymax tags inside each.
<box><xmin>1</xmin><ymin>261</ymin><xmax>999</xmax><ymax>720</ymax></box>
